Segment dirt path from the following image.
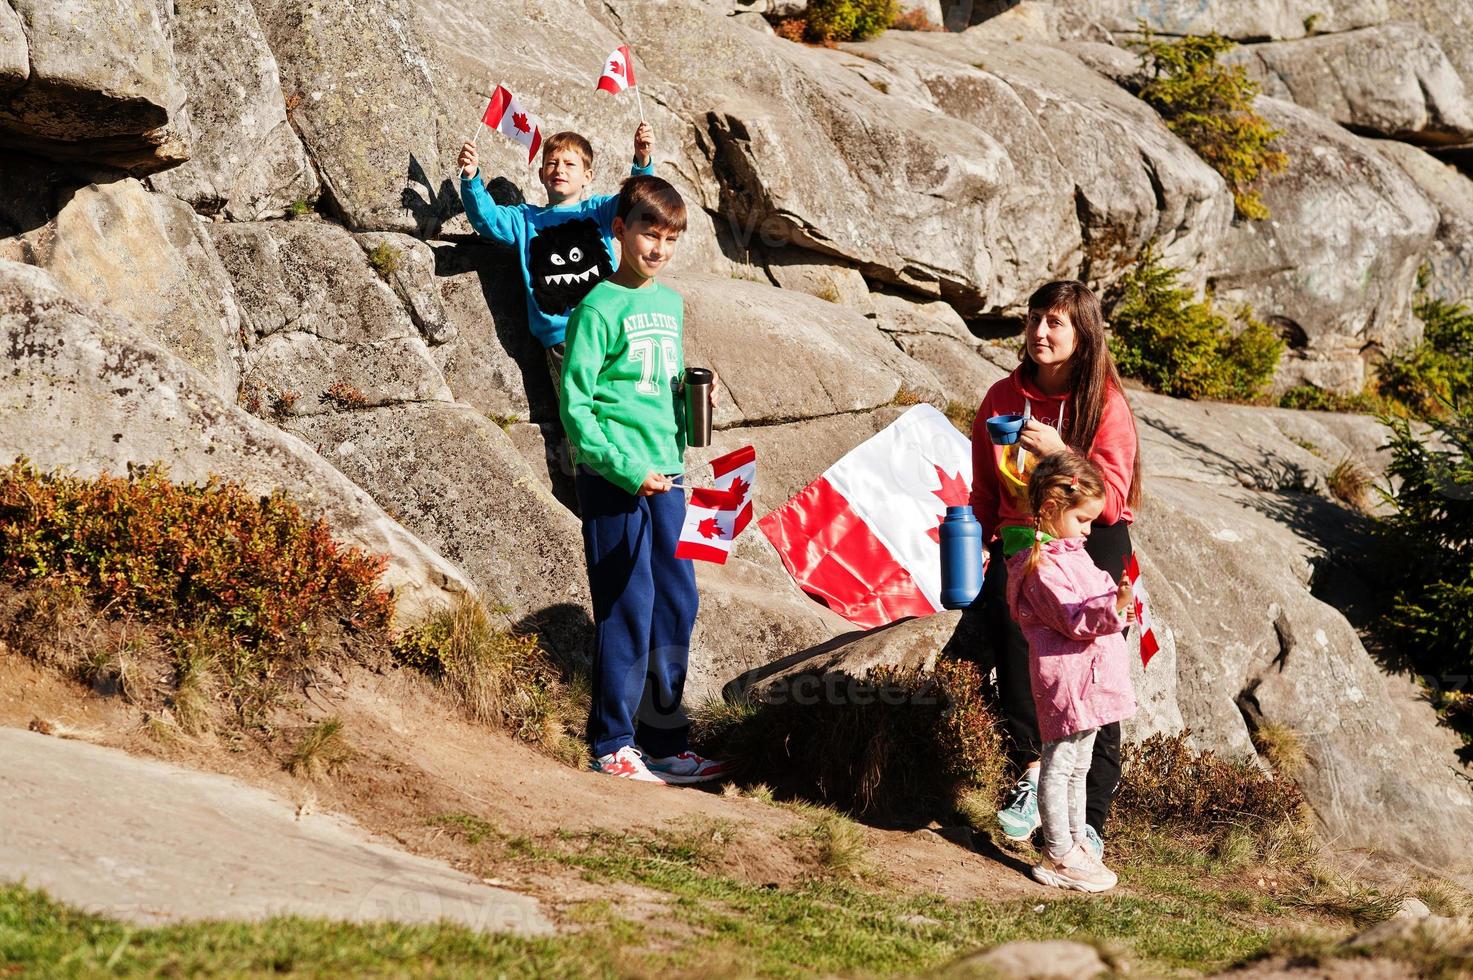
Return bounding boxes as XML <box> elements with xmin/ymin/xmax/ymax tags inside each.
<box><xmin>0</xmin><ymin>726</ymin><xmax>552</xmax><ymax>935</ymax></box>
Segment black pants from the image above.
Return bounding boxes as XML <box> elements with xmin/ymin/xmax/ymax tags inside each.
<box><xmin>983</xmin><ymin>520</ymin><xmax>1132</xmax><ymax>833</ymax></box>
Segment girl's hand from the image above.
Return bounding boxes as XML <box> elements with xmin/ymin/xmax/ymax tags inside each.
<box><xmin>638</xmin><ymin>471</ymin><xmax>674</xmax><ymax>496</ymax></box>
<box><xmin>709</xmin><ymin>370</ymin><xmax>721</xmax><ymax>409</ymax></box>
<box><xmin>634</xmin><ymin>122</ymin><xmax>653</xmax><ymax>166</ymax></box>
<box><xmin>1115</xmin><ymin>572</ymin><xmax>1134</xmax><ymax>618</ymax></box>
<box><xmin>1018</xmin><ymin>418</ymin><xmax>1068</xmax><ymax>457</ymax></box>
<box><xmin>458</xmin><ymin>141</ymin><xmax>479</xmax><ymax>178</ymax></box>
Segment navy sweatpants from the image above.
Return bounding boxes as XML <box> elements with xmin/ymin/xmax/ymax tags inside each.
<box><xmin>576</xmin><ymin>468</ymin><xmax>699</xmax><ymax>759</ymax></box>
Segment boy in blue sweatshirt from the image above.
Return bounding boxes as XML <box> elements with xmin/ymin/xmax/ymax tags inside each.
<box><xmin>456</xmin><ymin>123</ymin><xmax>654</xmax><ymax>397</ymax></box>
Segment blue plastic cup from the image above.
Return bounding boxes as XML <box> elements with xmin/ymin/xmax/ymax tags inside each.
<box><xmin>986</xmin><ymin>414</ymin><xmax>1026</xmax><ymax>445</ymax></box>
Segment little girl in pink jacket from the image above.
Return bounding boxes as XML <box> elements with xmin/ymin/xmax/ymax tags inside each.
<box><xmin>1006</xmin><ymin>451</ymin><xmax>1137</xmax><ymax>893</ymax></box>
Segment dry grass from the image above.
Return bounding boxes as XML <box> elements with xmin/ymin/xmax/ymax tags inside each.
<box><xmin>944</xmin><ymin>400</ymin><xmax>975</xmax><ymax>435</ymax></box>
<box><xmin>1251</xmin><ymin>721</ymin><xmax>1308</xmax><ymax>779</ymax></box>
<box><xmin>891</xmin><ymin>384</ymin><xmax>926</xmax><ymax>407</ymax></box>
<box><xmin>286</xmin><ymin>717</ymin><xmax>353</xmax><ymax>780</ymax></box>
<box><xmin>808</xmin><ymin>811</ymin><xmax>869</xmax><ymax>876</ymax></box>
<box><xmin>1327</xmin><ymin>456</ymin><xmax>1372</xmax><ymax>511</ymax></box>
<box><xmin>393</xmin><ymin>598</ymin><xmax>588</xmax><ymax>768</ymax></box>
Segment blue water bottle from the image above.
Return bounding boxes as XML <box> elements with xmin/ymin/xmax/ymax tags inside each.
<box><xmin>939</xmin><ymin>505</ymin><xmax>984</xmax><ymax>609</ymax></box>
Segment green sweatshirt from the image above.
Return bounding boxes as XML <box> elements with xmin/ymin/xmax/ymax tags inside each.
<box><xmin>559</xmin><ymin>279</ymin><xmax>687</xmax><ymax>494</ymax></box>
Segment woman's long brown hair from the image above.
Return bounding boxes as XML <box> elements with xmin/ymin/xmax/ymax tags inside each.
<box><xmin>1021</xmin><ymin>280</ymin><xmax>1142</xmax><ymax>513</ymax></box>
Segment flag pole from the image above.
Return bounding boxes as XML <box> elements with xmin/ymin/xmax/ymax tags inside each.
<box><xmin>633</xmin><ymin>82</ymin><xmax>646</xmax><ymax>123</ymax></box>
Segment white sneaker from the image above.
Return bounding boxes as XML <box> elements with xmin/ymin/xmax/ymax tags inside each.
<box><xmin>592</xmin><ymin>745</ymin><xmax>664</xmax><ymax>783</ymax></box>
<box><xmin>1031</xmin><ymin>842</ymin><xmax>1118</xmax><ymax>892</ymax></box>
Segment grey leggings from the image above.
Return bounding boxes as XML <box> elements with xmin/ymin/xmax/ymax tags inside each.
<box><xmin>1040</xmin><ymin>728</ymin><xmax>1099</xmax><ymax>859</ymax></box>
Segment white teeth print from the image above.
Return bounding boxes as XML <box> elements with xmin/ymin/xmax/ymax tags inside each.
<box><xmin>544</xmin><ymin>266</ymin><xmax>598</xmax><ymax>286</ymax></box>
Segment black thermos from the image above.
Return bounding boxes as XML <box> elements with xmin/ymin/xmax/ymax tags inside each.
<box><xmin>683</xmin><ymin>367</ymin><xmax>713</xmax><ymax>448</ymax></box>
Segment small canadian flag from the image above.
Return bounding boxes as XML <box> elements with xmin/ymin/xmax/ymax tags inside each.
<box><xmin>595</xmin><ymin>44</ymin><xmax>637</xmax><ymax>95</ymax></box>
<box><xmin>675</xmin><ymin>446</ymin><xmax>757</xmax><ymax>564</ymax></box>
<box><xmin>482</xmin><ymin>84</ymin><xmax>542</xmax><ymax>164</ymax></box>
<box><xmin>1124</xmin><ymin>553</ymin><xmax>1161</xmax><ymax>666</ymax></box>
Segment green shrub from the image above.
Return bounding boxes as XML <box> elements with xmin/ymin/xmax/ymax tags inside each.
<box><xmin>694</xmin><ymin>659</ymin><xmax>1007</xmax><ymax>821</ymax></box>
<box><xmin>365</xmin><ymin>242</ymin><xmax>401</xmax><ymax>279</ymax></box>
<box><xmin>1108</xmin><ymin>245</ymin><xmax>1284</xmax><ymax>401</ymax></box>
<box><xmin>1132</xmin><ymin>29</ymin><xmax>1289</xmax><ymax>220</ymax></box>
<box><xmin>804</xmin><ymin>0</ymin><xmax>897</xmax><ymax>42</ymax></box>
<box><xmin>0</xmin><ymin>461</ymin><xmax>393</xmax><ymax>654</ymax></box>
<box><xmin>1278</xmin><ymin>385</ymin><xmax>1384</xmax><ymax>414</ymax></box>
<box><xmin>1378</xmin><ymin>296</ymin><xmax>1473</xmax><ymax>418</ymax></box>
<box><xmin>1376</xmin><ymin>405</ymin><xmax>1473</xmax><ymax>684</ymax></box>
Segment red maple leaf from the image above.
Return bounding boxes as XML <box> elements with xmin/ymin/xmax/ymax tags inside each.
<box><xmin>926</xmin><ymin>465</ymin><xmax>970</xmax><ymax>543</ymax></box>
<box><xmin>512</xmin><ymin>111</ymin><xmax>531</xmax><ymax>134</ymax></box>
<box><xmin>698</xmin><ymin>516</ymin><xmax>724</xmax><ymax>540</ymax></box>
<box><xmin>725</xmin><ymin>474</ymin><xmax>750</xmax><ymax>500</ymax></box>
<box><xmin>609</xmin><ymin>59</ymin><xmax>624</xmax><ymax>76</ymax></box>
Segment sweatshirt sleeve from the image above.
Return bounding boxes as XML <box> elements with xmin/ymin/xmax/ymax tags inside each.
<box><xmin>1089</xmin><ymin>385</ymin><xmax>1138</xmax><ymax>524</ymax></box>
<box><xmin>968</xmin><ymin>387</ymin><xmax>1001</xmax><ymax>539</ymax></box>
<box><xmin>559</xmin><ymin>305</ymin><xmax>648</xmax><ymax>495</ymax></box>
<box><xmin>1020</xmin><ymin>558</ymin><xmax>1127</xmax><ymax>642</ymax></box>
<box><xmin>459</xmin><ymin>172</ymin><xmax>523</xmax><ymax>246</ymax></box>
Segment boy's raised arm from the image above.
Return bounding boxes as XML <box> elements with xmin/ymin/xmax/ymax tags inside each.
<box><xmin>559</xmin><ymin>306</ymin><xmax>647</xmax><ymax>495</ymax></box>
<box><xmin>458</xmin><ymin>141</ymin><xmax>522</xmax><ymax>245</ymax></box>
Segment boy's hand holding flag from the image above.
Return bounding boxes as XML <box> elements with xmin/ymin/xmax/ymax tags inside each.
<box><xmin>676</xmin><ymin>446</ymin><xmax>756</xmax><ymax>565</ymax></box>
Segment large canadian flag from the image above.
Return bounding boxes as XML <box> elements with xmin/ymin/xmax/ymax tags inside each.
<box><xmin>675</xmin><ymin>446</ymin><xmax>756</xmax><ymax>564</ymax></box>
<box><xmin>759</xmin><ymin>405</ymin><xmax>974</xmax><ymax>629</ymax></box>
<box><xmin>482</xmin><ymin>84</ymin><xmax>542</xmax><ymax>164</ymax></box>
<box><xmin>595</xmin><ymin>45</ymin><xmax>637</xmax><ymax>95</ymax></box>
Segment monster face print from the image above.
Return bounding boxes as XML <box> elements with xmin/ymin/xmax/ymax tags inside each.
<box><xmin>528</xmin><ymin>218</ymin><xmax>614</xmax><ymax>315</ymax></box>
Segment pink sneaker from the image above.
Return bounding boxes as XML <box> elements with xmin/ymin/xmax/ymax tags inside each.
<box><xmin>1030</xmin><ymin>842</ymin><xmax>1118</xmax><ymax>893</ymax></box>
<box><xmin>642</xmin><ymin>750</ymin><xmax>733</xmax><ymax>785</ymax></box>
<box><xmin>593</xmin><ymin>746</ymin><xmax>664</xmax><ymax>783</ymax></box>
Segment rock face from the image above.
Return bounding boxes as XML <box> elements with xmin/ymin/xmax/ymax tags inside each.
<box><xmin>251</xmin><ymin>0</ymin><xmax>449</xmax><ymax>233</ymax></box>
<box><xmin>1387</xmin><ymin>0</ymin><xmax>1473</xmax><ymax>94</ymax></box>
<box><xmin>1227</xmin><ymin>23</ymin><xmax>1473</xmax><ymax>146</ymax></box>
<box><xmin>210</xmin><ymin>220</ymin><xmax>449</xmax><ymax>415</ymax></box>
<box><xmin>0</xmin><ymin>0</ymin><xmax>190</xmax><ymax>172</ymax></box>
<box><xmin>1377</xmin><ymin>140</ymin><xmax>1473</xmax><ymax>303</ymax></box>
<box><xmin>1049</xmin><ymin>0</ymin><xmax>1389</xmax><ymax>41</ymax></box>
<box><xmin>13</xmin><ymin>179</ymin><xmax>242</xmax><ymax>399</ymax></box>
<box><xmin>0</xmin><ymin>259</ymin><xmax>471</xmax><ymax>621</ymax></box>
<box><xmin>148</xmin><ymin>0</ymin><xmax>319</xmax><ymax>219</ymax></box>
<box><xmin>1209</xmin><ymin>98</ymin><xmax>1438</xmax><ymax>393</ymax></box>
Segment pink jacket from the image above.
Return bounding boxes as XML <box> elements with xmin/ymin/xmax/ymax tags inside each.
<box><xmin>1006</xmin><ymin>538</ymin><xmax>1137</xmax><ymax>742</ymax></box>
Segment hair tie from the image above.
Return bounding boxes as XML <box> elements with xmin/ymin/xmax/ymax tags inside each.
<box><xmin>1066</xmin><ymin>477</ymin><xmax>1078</xmax><ymax>494</ymax></box>
<box><xmin>1035</xmin><ymin>530</ymin><xmax>1044</xmax><ymax>542</ymax></box>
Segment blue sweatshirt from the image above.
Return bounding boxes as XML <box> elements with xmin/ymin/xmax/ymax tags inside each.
<box><xmin>459</xmin><ymin>157</ymin><xmax>655</xmax><ymax>348</ymax></box>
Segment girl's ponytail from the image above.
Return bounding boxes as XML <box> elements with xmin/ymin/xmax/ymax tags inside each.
<box><xmin>1020</xmin><ymin>451</ymin><xmax>1107</xmax><ymax>579</ymax></box>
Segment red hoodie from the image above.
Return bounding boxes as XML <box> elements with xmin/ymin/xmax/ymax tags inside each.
<box><xmin>968</xmin><ymin>366</ymin><xmax>1137</xmax><ymax>541</ymax></box>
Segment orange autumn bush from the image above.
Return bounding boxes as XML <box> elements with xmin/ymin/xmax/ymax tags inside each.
<box><xmin>0</xmin><ymin>460</ymin><xmax>394</xmax><ymax>656</ymax></box>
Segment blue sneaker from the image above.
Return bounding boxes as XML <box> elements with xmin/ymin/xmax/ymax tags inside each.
<box><xmin>1082</xmin><ymin>824</ymin><xmax>1104</xmax><ymax>861</ymax></box>
<box><xmin>996</xmin><ymin>774</ymin><xmax>1041</xmax><ymax>841</ymax></box>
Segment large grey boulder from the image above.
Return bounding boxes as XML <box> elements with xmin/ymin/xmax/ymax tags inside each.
<box><xmin>0</xmin><ymin>259</ymin><xmax>472</xmax><ymax>621</ymax></box>
<box><xmin>11</xmin><ymin>179</ymin><xmax>241</xmax><ymax>399</ymax></box>
<box><xmin>210</xmin><ymin>220</ymin><xmax>449</xmax><ymax>416</ymax></box>
<box><xmin>1377</xmin><ymin>140</ymin><xmax>1473</xmax><ymax>304</ymax></box>
<box><xmin>940</xmin><ymin>33</ymin><xmax>1234</xmax><ymax>289</ymax></box>
<box><xmin>0</xmin><ymin>0</ymin><xmax>189</xmax><ymax>172</ymax></box>
<box><xmin>252</xmin><ymin>0</ymin><xmax>449</xmax><ymax>233</ymax></box>
<box><xmin>673</xmin><ymin>273</ymin><xmax>942</xmax><ymax>425</ymax></box>
<box><xmin>147</xmin><ymin>0</ymin><xmax>319</xmax><ymax>219</ymax></box>
<box><xmin>607</xmin><ymin>0</ymin><xmax>1017</xmax><ymax>313</ymax></box>
<box><xmin>1050</xmin><ymin>0</ymin><xmax>1388</xmax><ymax>41</ymax></box>
<box><xmin>1227</xmin><ymin>23</ymin><xmax>1473</xmax><ymax>147</ymax></box>
<box><xmin>1209</xmin><ymin>99</ymin><xmax>1438</xmax><ymax>394</ymax></box>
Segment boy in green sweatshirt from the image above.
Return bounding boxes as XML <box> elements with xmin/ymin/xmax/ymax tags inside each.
<box><xmin>560</xmin><ymin>175</ymin><xmax>728</xmax><ymax>785</ymax></box>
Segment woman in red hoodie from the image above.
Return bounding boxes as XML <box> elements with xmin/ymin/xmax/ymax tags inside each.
<box><xmin>968</xmin><ymin>279</ymin><xmax>1142</xmax><ymax>856</ymax></box>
